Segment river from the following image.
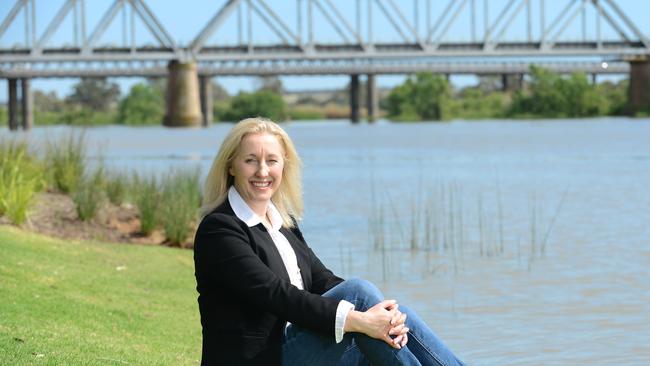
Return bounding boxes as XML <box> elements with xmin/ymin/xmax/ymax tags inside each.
<box><xmin>6</xmin><ymin>118</ymin><xmax>650</xmax><ymax>365</ymax></box>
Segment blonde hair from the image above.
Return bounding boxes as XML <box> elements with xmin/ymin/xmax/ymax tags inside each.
<box><xmin>201</xmin><ymin>117</ymin><xmax>303</xmax><ymax>228</ymax></box>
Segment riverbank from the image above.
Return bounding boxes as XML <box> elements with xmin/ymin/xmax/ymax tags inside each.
<box><xmin>0</xmin><ymin>225</ymin><xmax>201</xmax><ymax>365</ymax></box>
<box><xmin>0</xmin><ymin>191</ymin><xmax>186</xmax><ymax>247</ymax></box>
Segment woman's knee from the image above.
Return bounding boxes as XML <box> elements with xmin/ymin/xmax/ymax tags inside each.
<box><xmin>340</xmin><ymin>278</ymin><xmax>383</xmax><ymax>309</ymax></box>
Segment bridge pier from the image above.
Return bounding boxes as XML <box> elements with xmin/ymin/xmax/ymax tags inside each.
<box><xmin>366</xmin><ymin>74</ymin><xmax>378</xmax><ymax>122</ymax></box>
<box><xmin>199</xmin><ymin>75</ymin><xmax>213</xmax><ymax>127</ymax></box>
<box><xmin>502</xmin><ymin>74</ymin><xmax>524</xmax><ymax>92</ymax></box>
<box><xmin>8</xmin><ymin>79</ymin><xmax>18</xmax><ymax>131</ymax></box>
<box><xmin>628</xmin><ymin>57</ymin><xmax>650</xmax><ymax>115</ymax></box>
<box><xmin>21</xmin><ymin>78</ymin><xmax>33</xmax><ymax>130</ymax></box>
<box><xmin>350</xmin><ymin>74</ymin><xmax>360</xmax><ymax>123</ymax></box>
<box><xmin>164</xmin><ymin>61</ymin><xmax>202</xmax><ymax>127</ymax></box>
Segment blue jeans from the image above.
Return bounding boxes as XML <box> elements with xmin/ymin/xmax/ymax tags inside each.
<box><xmin>282</xmin><ymin>278</ymin><xmax>466</xmax><ymax>366</ymax></box>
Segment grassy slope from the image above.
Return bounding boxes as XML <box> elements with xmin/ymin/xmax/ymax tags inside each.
<box><xmin>0</xmin><ymin>226</ymin><xmax>201</xmax><ymax>365</ymax></box>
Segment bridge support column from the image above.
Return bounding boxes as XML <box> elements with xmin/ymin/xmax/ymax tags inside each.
<box><xmin>164</xmin><ymin>61</ymin><xmax>202</xmax><ymax>127</ymax></box>
<box><xmin>8</xmin><ymin>79</ymin><xmax>18</xmax><ymax>131</ymax></box>
<box><xmin>350</xmin><ymin>74</ymin><xmax>360</xmax><ymax>123</ymax></box>
<box><xmin>21</xmin><ymin>78</ymin><xmax>33</xmax><ymax>130</ymax></box>
<box><xmin>199</xmin><ymin>75</ymin><xmax>213</xmax><ymax>127</ymax></box>
<box><xmin>366</xmin><ymin>74</ymin><xmax>378</xmax><ymax>122</ymax></box>
<box><xmin>502</xmin><ymin>74</ymin><xmax>524</xmax><ymax>92</ymax></box>
<box><xmin>628</xmin><ymin>57</ymin><xmax>650</xmax><ymax>115</ymax></box>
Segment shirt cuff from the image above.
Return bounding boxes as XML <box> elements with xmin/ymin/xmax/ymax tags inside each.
<box><xmin>335</xmin><ymin>300</ymin><xmax>355</xmax><ymax>343</ymax></box>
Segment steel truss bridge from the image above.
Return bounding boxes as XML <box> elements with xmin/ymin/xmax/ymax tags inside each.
<box><xmin>1</xmin><ymin>0</ymin><xmax>649</xmax><ymax>75</ymax></box>
<box><xmin>1</xmin><ymin>0</ymin><xmax>649</xmax><ymax>128</ymax></box>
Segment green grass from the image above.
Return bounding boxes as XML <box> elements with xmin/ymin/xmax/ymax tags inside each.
<box><xmin>0</xmin><ymin>226</ymin><xmax>201</xmax><ymax>365</ymax></box>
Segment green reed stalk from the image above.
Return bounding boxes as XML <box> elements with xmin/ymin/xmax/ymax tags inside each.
<box><xmin>160</xmin><ymin>168</ymin><xmax>201</xmax><ymax>246</ymax></box>
<box><xmin>385</xmin><ymin>192</ymin><xmax>405</xmax><ymax>250</ymax></box>
<box><xmin>46</xmin><ymin>132</ymin><xmax>87</xmax><ymax>194</ymax></box>
<box><xmin>455</xmin><ymin>183</ymin><xmax>465</xmax><ymax>268</ymax></box>
<box><xmin>410</xmin><ymin>196</ymin><xmax>419</xmax><ymax>250</ymax></box>
<box><xmin>528</xmin><ymin>193</ymin><xmax>538</xmax><ymax>271</ymax></box>
<box><xmin>477</xmin><ymin>193</ymin><xmax>485</xmax><ymax>257</ymax></box>
<box><xmin>73</xmin><ymin>166</ymin><xmax>106</xmax><ymax>221</ymax></box>
<box><xmin>105</xmin><ymin>171</ymin><xmax>129</xmax><ymax>206</ymax></box>
<box><xmin>448</xmin><ymin>182</ymin><xmax>458</xmax><ymax>275</ymax></box>
<box><xmin>496</xmin><ymin>180</ymin><xmax>505</xmax><ymax>255</ymax></box>
<box><xmin>132</xmin><ymin>173</ymin><xmax>161</xmax><ymax>236</ymax></box>
<box><xmin>540</xmin><ymin>187</ymin><xmax>569</xmax><ymax>257</ymax></box>
<box><xmin>0</xmin><ymin>140</ymin><xmax>45</xmax><ymax>225</ymax></box>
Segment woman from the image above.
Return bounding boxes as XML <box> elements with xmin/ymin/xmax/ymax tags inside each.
<box><xmin>194</xmin><ymin>118</ymin><xmax>466</xmax><ymax>365</ymax></box>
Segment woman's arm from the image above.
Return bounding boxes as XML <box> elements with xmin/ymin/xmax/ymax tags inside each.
<box><xmin>289</xmin><ymin>223</ymin><xmax>409</xmax><ymax>348</ymax></box>
<box><xmin>194</xmin><ymin>213</ymin><xmax>340</xmax><ymax>336</ymax></box>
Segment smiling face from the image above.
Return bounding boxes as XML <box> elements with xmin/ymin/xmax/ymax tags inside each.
<box><xmin>229</xmin><ymin>133</ymin><xmax>285</xmax><ymax>216</ymax></box>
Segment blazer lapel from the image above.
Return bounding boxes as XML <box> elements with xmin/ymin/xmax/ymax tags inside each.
<box><xmin>252</xmin><ymin>225</ymin><xmax>291</xmax><ymax>283</ymax></box>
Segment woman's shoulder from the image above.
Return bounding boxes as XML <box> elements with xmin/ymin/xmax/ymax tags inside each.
<box><xmin>197</xmin><ymin>200</ymin><xmax>244</xmax><ymax>233</ymax></box>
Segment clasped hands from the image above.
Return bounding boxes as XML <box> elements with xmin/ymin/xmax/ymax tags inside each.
<box><xmin>344</xmin><ymin>299</ymin><xmax>409</xmax><ymax>349</ymax></box>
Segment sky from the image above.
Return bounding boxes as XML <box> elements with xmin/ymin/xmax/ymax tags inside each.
<box><xmin>1</xmin><ymin>0</ymin><xmax>649</xmax><ymax>102</ymax></box>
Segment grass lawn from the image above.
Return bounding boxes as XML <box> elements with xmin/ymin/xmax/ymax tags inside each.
<box><xmin>0</xmin><ymin>226</ymin><xmax>202</xmax><ymax>365</ymax></box>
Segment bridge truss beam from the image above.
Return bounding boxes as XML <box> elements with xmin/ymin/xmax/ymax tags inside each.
<box><xmin>0</xmin><ymin>0</ymin><xmax>648</xmax><ymax>67</ymax></box>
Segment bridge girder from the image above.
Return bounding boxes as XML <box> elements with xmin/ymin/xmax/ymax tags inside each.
<box><xmin>0</xmin><ymin>0</ymin><xmax>648</xmax><ymax>74</ymax></box>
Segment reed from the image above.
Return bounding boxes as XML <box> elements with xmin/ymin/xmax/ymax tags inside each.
<box><xmin>159</xmin><ymin>168</ymin><xmax>201</xmax><ymax>246</ymax></box>
<box><xmin>366</xmin><ymin>177</ymin><xmax>567</xmax><ymax>279</ymax></box>
<box><xmin>73</xmin><ymin>165</ymin><xmax>106</xmax><ymax>221</ymax></box>
<box><xmin>496</xmin><ymin>179</ymin><xmax>505</xmax><ymax>255</ymax></box>
<box><xmin>0</xmin><ymin>140</ymin><xmax>45</xmax><ymax>225</ymax></box>
<box><xmin>132</xmin><ymin>173</ymin><xmax>161</xmax><ymax>235</ymax></box>
<box><xmin>540</xmin><ymin>187</ymin><xmax>569</xmax><ymax>257</ymax></box>
<box><xmin>528</xmin><ymin>193</ymin><xmax>538</xmax><ymax>271</ymax></box>
<box><xmin>46</xmin><ymin>132</ymin><xmax>87</xmax><ymax>194</ymax></box>
<box><xmin>105</xmin><ymin>171</ymin><xmax>129</xmax><ymax>206</ymax></box>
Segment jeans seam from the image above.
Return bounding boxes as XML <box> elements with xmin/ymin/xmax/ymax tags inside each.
<box><xmin>408</xmin><ymin>330</ymin><xmax>448</xmax><ymax>366</ymax></box>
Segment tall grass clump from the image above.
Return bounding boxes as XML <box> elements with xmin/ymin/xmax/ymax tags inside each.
<box><xmin>46</xmin><ymin>132</ymin><xmax>87</xmax><ymax>193</ymax></box>
<box><xmin>105</xmin><ymin>171</ymin><xmax>129</xmax><ymax>206</ymax></box>
<box><xmin>0</xmin><ymin>140</ymin><xmax>45</xmax><ymax>224</ymax></box>
<box><xmin>73</xmin><ymin>165</ymin><xmax>106</xmax><ymax>221</ymax></box>
<box><xmin>160</xmin><ymin>168</ymin><xmax>201</xmax><ymax>246</ymax></box>
<box><xmin>132</xmin><ymin>173</ymin><xmax>161</xmax><ymax>235</ymax></box>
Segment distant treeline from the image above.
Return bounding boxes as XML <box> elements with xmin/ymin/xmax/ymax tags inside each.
<box><xmin>385</xmin><ymin>65</ymin><xmax>636</xmax><ymax>121</ymax></box>
<box><xmin>0</xmin><ymin>66</ymin><xmax>641</xmax><ymax>127</ymax></box>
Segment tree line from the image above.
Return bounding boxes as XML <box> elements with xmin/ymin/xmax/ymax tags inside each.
<box><xmin>0</xmin><ymin>66</ymin><xmax>641</xmax><ymax>127</ymax></box>
<box><xmin>385</xmin><ymin>65</ymin><xmax>635</xmax><ymax>121</ymax></box>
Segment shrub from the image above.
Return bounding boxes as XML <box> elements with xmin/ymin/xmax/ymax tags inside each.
<box><xmin>73</xmin><ymin>166</ymin><xmax>106</xmax><ymax>221</ymax></box>
<box><xmin>288</xmin><ymin>106</ymin><xmax>326</xmax><ymax>120</ymax></box>
<box><xmin>105</xmin><ymin>171</ymin><xmax>128</xmax><ymax>206</ymax></box>
<box><xmin>160</xmin><ymin>168</ymin><xmax>201</xmax><ymax>246</ymax></box>
<box><xmin>509</xmin><ymin>66</ymin><xmax>606</xmax><ymax>118</ymax></box>
<box><xmin>117</xmin><ymin>83</ymin><xmax>164</xmax><ymax>125</ymax></box>
<box><xmin>0</xmin><ymin>140</ymin><xmax>45</xmax><ymax>225</ymax></box>
<box><xmin>132</xmin><ymin>173</ymin><xmax>160</xmax><ymax>235</ymax></box>
<box><xmin>46</xmin><ymin>132</ymin><xmax>87</xmax><ymax>193</ymax></box>
<box><xmin>386</xmin><ymin>73</ymin><xmax>451</xmax><ymax>121</ymax></box>
<box><xmin>219</xmin><ymin>90</ymin><xmax>288</xmax><ymax>122</ymax></box>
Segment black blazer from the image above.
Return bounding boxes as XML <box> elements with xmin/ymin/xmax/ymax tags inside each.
<box><xmin>193</xmin><ymin>198</ymin><xmax>344</xmax><ymax>365</ymax></box>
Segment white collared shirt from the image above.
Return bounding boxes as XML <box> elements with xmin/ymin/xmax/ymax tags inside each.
<box><xmin>228</xmin><ymin>186</ymin><xmax>354</xmax><ymax>343</ymax></box>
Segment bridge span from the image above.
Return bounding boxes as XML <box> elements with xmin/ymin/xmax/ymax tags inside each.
<box><xmin>2</xmin><ymin>0</ymin><xmax>649</xmax><ymax>129</ymax></box>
